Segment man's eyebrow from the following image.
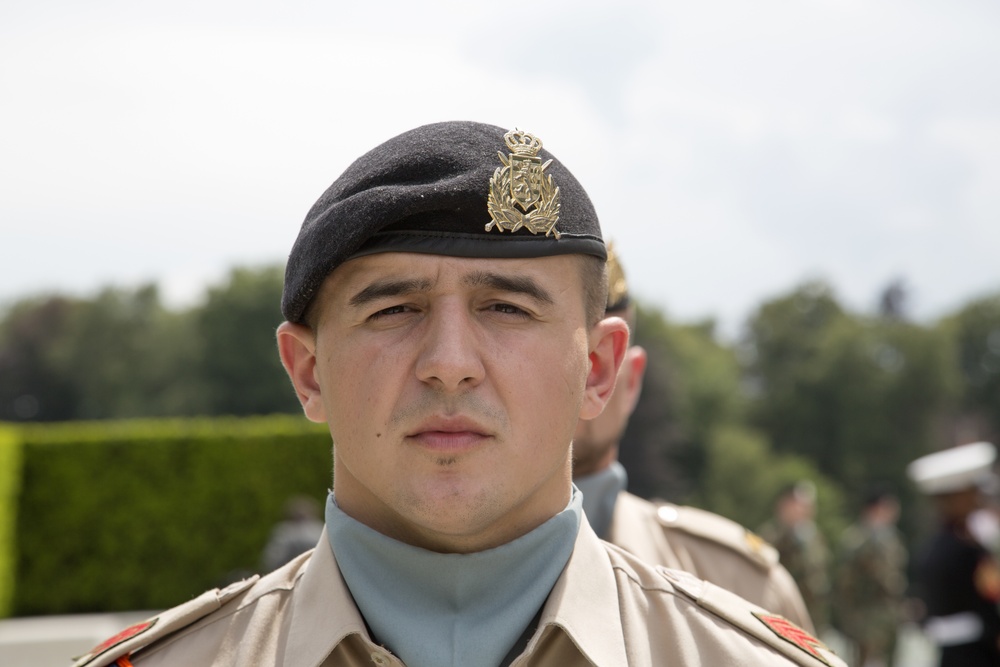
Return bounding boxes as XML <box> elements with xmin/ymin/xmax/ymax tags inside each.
<box><xmin>464</xmin><ymin>271</ymin><xmax>554</xmax><ymax>305</ymax></box>
<box><xmin>348</xmin><ymin>278</ymin><xmax>432</xmax><ymax>307</ymax></box>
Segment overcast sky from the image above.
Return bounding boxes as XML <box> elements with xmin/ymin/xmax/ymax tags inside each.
<box><xmin>3</xmin><ymin>0</ymin><xmax>998</xmax><ymax>337</ymax></box>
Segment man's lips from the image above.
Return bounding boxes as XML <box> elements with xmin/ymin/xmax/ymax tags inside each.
<box><xmin>406</xmin><ymin>417</ymin><xmax>492</xmax><ymax>452</ymax></box>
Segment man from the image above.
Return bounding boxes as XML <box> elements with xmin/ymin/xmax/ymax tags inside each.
<box><xmin>75</xmin><ymin>122</ymin><xmax>843</xmax><ymax>666</ymax></box>
<box><xmin>909</xmin><ymin>441</ymin><xmax>1000</xmax><ymax>667</ymax></box>
<box><xmin>831</xmin><ymin>486</ymin><xmax>907</xmax><ymax>667</ymax></box>
<box><xmin>573</xmin><ymin>245</ymin><xmax>815</xmax><ymax>631</ymax></box>
<box><xmin>759</xmin><ymin>481</ymin><xmax>832</xmax><ymax>632</ymax></box>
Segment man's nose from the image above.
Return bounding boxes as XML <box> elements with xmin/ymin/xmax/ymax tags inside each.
<box><xmin>414</xmin><ymin>305</ymin><xmax>486</xmax><ymax>392</ymax></box>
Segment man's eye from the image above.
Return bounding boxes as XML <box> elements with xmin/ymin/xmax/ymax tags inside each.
<box><xmin>492</xmin><ymin>303</ymin><xmax>528</xmax><ymax>316</ymax></box>
<box><xmin>370</xmin><ymin>305</ymin><xmax>407</xmax><ymax>319</ymax></box>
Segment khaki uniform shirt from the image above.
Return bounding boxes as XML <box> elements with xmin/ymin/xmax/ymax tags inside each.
<box><xmin>76</xmin><ymin>521</ymin><xmax>843</xmax><ymax>667</ymax></box>
<box><xmin>608</xmin><ymin>491</ymin><xmax>815</xmax><ymax>632</ymax></box>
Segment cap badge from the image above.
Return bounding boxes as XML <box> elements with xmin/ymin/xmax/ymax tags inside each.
<box><xmin>486</xmin><ymin>129</ymin><xmax>561</xmax><ymax>238</ymax></box>
<box><xmin>606</xmin><ymin>241</ymin><xmax>629</xmax><ymax>311</ymax></box>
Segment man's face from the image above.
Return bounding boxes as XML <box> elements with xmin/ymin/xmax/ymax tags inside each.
<box><xmin>278</xmin><ymin>252</ymin><xmax>626</xmax><ymax>553</ymax></box>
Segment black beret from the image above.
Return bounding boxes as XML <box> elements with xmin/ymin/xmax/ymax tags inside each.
<box><xmin>281</xmin><ymin>120</ymin><xmax>606</xmax><ymax>323</ymax></box>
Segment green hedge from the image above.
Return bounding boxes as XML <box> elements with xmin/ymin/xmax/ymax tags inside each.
<box><xmin>2</xmin><ymin>416</ymin><xmax>332</xmax><ymax>617</ymax></box>
<box><xmin>0</xmin><ymin>426</ymin><xmax>22</xmax><ymax>616</ymax></box>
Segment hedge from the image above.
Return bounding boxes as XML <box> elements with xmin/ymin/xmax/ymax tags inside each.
<box><xmin>0</xmin><ymin>426</ymin><xmax>21</xmax><ymax>616</ymax></box>
<box><xmin>1</xmin><ymin>416</ymin><xmax>332</xmax><ymax>617</ymax></box>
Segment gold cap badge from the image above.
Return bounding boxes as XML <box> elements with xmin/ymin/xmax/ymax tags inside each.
<box><xmin>606</xmin><ymin>241</ymin><xmax>629</xmax><ymax>312</ymax></box>
<box><xmin>486</xmin><ymin>129</ymin><xmax>561</xmax><ymax>238</ymax></box>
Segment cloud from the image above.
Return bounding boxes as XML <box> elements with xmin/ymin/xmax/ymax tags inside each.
<box><xmin>2</xmin><ymin>0</ymin><xmax>999</xmax><ymax>336</ymax></box>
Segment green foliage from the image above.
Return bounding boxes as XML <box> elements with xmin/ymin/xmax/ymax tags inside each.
<box><xmin>696</xmin><ymin>425</ymin><xmax>846</xmax><ymax>547</ymax></box>
<box><xmin>942</xmin><ymin>292</ymin><xmax>1000</xmax><ymax>440</ymax></box>
<box><xmin>196</xmin><ymin>266</ymin><xmax>300</xmax><ymax>416</ymax></box>
<box><xmin>743</xmin><ymin>281</ymin><xmax>959</xmax><ymax>496</ymax></box>
<box><xmin>0</xmin><ymin>296</ymin><xmax>80</xmax><ymax>421</ymax></box>
<box><xmin>0</xmin><ymin>265</ymin><xmax>299</xmax><ymax>422</ymax></box>
<box><xmin>742</xmin><ymin>281</ymin><xmax>960</xmax><ymax>555</ymax></box>
<box><xmin>49</xmin><ymin>285</ymin><xmax>200</xmax><ymax>419</ymax></box>
<box><xmin>0</xmin><ymin>427</ymin><xmax>22</xmax><ymax>616</ymax></box>
<box><xmin>622</xmin><ymin>303</ymin><xmax>744</xmax><ymax>500</ymax></box>
<box><xmin>10</xmin><ymin>416</ymin><xmax>331</xmax><ymax>616</ymax></box>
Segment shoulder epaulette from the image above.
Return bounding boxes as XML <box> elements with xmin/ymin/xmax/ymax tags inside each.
<box><xmin>655</xmin><ymin>503</ymin><xmax>779</xmax><ymax>569</ymax></box>
<box><xmin>72</xmin><ymin>576</ymin><xmax>259</xmax><ymax>667</ymax></box>
<box><xmin>657</xmin><ymin>567</ymin><xmax>844</xmax><ymax>666</ymax></box>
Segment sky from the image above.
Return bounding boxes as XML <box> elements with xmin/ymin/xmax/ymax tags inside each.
<box><xmin>3</xmin><ymin>0</ymin><xmax>999</xmax><ymax>338</ymax></box>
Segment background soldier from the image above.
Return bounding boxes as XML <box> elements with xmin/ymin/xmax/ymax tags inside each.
<box><xmin>909</xmin><ymin>441</ymin><xmax>1000</xmax><ymax>667</ymax></box>
<box><xmin>259</xmin><ymin>495</ymin><xmax>325</xmax><ymax>572</ymax></box>
<box><xmin>573</xmin><ymin>244</ymin><xmax>814</xmax><ymax>631</ymax></box>
<box><xmin>832</xmin><ymin>486</ymin><xmax>908</xmax><ymax>667</ymax></box>
<box><xmin>758</xmin><ymin>481</ymin><xmax>832</xmax><ymax>633</ymax></box>
<box><xmin>75</xmin><ymin>121</ymin><xmax>844</xmax><ymax>667</ymax></box>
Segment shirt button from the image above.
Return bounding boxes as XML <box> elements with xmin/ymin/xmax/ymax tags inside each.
<box><xmin>370</xmin><ymin>651</ymin><xmax>390</xmax><ymax>666</ymax></box>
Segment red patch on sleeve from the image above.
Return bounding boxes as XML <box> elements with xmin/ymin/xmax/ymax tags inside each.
<box><xmin>89</xmin><ymin>619</ymin><xmax>157</xmax><ymax>658</ymax></box>
<box><xmin>754</xmin><ymin>612</ymin><xmax>831</xmax><ymax>665</ymax></box>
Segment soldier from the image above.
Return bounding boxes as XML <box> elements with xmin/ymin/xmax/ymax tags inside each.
<box><xmin>259</xmin><ymin>495</ymin><xmax>325</xmax><ymax>572</ymax></box>
<box><xmin>909</xmin><ymin>441</ymin><xmax>1000</xmax><ymax>667</ymax></box>
<box><xmin>831</xmin><ymin>486</ymin><xmax>907</xmax><ymax>667</ymax></box>
<box><xmin>758</xmin><ymin>481</ymin><xmax>832</xmax><ymax>633</ymax></box>
<box><xmin>573</xmin><ymin>244</ymin><xmax>814</xmax><ymax>631</ymax></box>
<box><xmin>75</xmin><ymin>122</ymin><xmax>844</xmax><ymax>667</ymax></box>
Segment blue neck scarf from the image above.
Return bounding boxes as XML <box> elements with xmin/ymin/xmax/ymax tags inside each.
<box><xmin>574</xmin><ymin>461</ymin><xmax>628</xmax><ymax>539</ymax></box>
<box><xmin>326</xmin><ymin>488</ymin><xmax>582</xmax><ymax>667</ymax></box>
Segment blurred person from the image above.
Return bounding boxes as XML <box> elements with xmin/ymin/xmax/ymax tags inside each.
<box><xmin>968</xmin><ymin>475</ymin><xmax>1000</xmax><ymax>558</ymax></box>
<box><xmin>573</xmin><ymin>244</ymin><xmax>815</xmax><ymax>631</ymax></box>
<box><xmin>831</xmin><ymin>485</ymin><xmax>907</xmax><ymax>667</ymax></box>
<box><xmin>909</xmin><ymin>441</ymin><xmax>1000</xmax><ymax>667</ymax></box>
<box><xmin>74</xmin><ymin>122</ymin><xmax>844</xmax><ymax>667</ymax></box>
<box><xmin>260</xmin><ymin>495</ymin><xmax>325</xmax><ymax>572</ymax></box>
<box><xmin>758</xmin><ymin>481</ymin><xmax>832</xmax><ymax>633</ymax></box>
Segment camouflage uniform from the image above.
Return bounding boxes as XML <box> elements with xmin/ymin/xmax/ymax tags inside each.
<box><xmin>832</xmin><ymin>520</ymin><xmax>908</xmax><ymax>663</ymax></box>
<box><xmin>759</xmin><ymin>519</ymin><xmax>831</xmax><ymax>631</ymax></box>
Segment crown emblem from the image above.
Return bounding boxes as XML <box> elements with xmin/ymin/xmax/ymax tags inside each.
<box><xmin>486</xmin><ymin>128</ymin><xmax>561</xmax><ymax>238</ymax></box>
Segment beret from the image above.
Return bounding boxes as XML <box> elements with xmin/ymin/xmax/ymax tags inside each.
<box><xmin>281</xmin><ymin>121</ymin><xmax>606</xmax><ymax>323</ymax></box>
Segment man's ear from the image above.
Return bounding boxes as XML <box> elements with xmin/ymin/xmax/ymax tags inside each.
<box><xmin>622</xmin><ymin>345</ymin><xmax>648</xmax><ymax>417</ymax></box>
<box><xmin>580</xmin><ymin>316</ymin><xmax>630</xmax><ymax>420</ymax></box>
<box><xmin>276</xmin><ymin>321</ymin><xmax>327</xmax><ymax>423</ymax></box>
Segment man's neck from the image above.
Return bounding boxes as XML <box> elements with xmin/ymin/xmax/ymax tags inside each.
<box><xmin>572</xmin><ymin>444</ymin><xmax>619</xmax><ymax>478</ymax></box>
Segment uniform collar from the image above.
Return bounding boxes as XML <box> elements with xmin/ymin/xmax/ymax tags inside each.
<box><xmin>284</xmin><ymin>527</ymin><xmax>371</xmax><ymax>667</ymax></box>
<box><xmin>528</xmin><ymin>519</ymin><xmax>629</xmax><ymax>666</ymax></box>
<box><xmin>282</xmin><ymin>519</ymin><xmax>628</xmax><ymax>667</ymax></box>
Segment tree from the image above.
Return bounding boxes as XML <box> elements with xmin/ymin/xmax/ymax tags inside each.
<box><xmin>696</xmin><ymin>425</ymin><xmax>846</xmax><ymax>547</ymax></box>
<box><xmin>0</xmin><ymin>297</ymin><xmax>80</xmax><ymax>421</ymax></box>
<box><xmin>741</xmin><ymin>280</ymin><xmax>959</xmax><ymax>549</ymax></box>
<box><xmin>194</xmin><ymin>266</ymin><xmax>301</xmax><ymax>416</ymax></box>
<box><xmin>49</xmin><ymin>285</ymin><xmax>202</xmax><ymax>419</ymax></box>
<box><xmin>621</xmin><ymin>303</ymin><xmax>745</xmax><ymax>502</ymax></box>
<box><xmin>943</xmin><ymin>293</ymin><xmax>1000</xmax><ymax>443</ymax></box>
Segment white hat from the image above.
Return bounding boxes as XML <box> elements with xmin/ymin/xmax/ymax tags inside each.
<box><xmin>907</xmin><ymin>441</ymin><xmax>997</xmax><ymax>495</ymax></box>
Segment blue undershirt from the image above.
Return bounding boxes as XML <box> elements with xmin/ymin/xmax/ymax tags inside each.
<box><xmin>573</xmin><ymin>461</ymin><xmax>628</xmax><ymax>540</ymax></box>
<box><xmin>326</xmin><ymin>488</ymin><xmax>582</xmax><ymax>667</ymax></box>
